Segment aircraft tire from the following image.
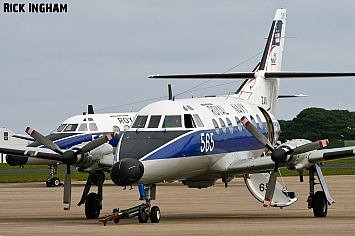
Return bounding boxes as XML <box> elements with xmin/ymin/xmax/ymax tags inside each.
<box><xmin>52</xmin><ymin>177</ymin><xmax>61</xmax><ymax>187</ymax></box>
<box><xmin>113</xmin><ymin>208</ymin><xmax>120</xmax><ymax>223</ymax></box>
<box><xmin>312</xmin><ymin>191</ymin><xmax>327</xmax><ymax>217</ymax></box>
<box><xmin>85</xmin><ymin>193</ymin><xmax>101</xmax><ymax>219</ymax></box>
<box><xmin>150</xmin><ymin>206</ymin><xmax>161</xmax><ymax>223</ymax></box>
<box><xmin>138</xmin><ymin>205</ymin><xmax>149</xmax><ymax>223</ymax></box>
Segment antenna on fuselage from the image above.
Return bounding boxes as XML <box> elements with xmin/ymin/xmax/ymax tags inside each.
<box><xmin>88</xmin><ymin>104</ymin><xmax>94</xmax><ymax>114</ymax></box>
<box><xmin>168</xmin><ymin>84</ymin><xmax>174</xmax><ymax>101</ymax></box>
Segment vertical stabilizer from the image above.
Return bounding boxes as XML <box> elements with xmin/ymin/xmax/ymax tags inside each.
<box><xmin>236</xmin><ymin>8</ymin><xmax>286</xmax><ymax>116</ymax></box>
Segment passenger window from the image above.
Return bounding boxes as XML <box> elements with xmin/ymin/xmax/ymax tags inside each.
<box><xmin>184</xmin><ymin>114</ymin><xmax>196</xmax><ymax>128</ymax></box>
<box><xmin>250</xmin><ymin>115</ymin><xmax>258</xmax><ymax>128</ymax></box>
<box><xmin>89</xmin><ymin>123</ymin><xmax>98</xmax><ymax>131</ymax></box>
<box><xmin>219</xmin><ymin>118</ymin><xmax>226</xmax><ymax>134</ymax></box>
<box><xmin>132</xmin><ymin>116</ymin><xmax>148</xmax><ymax>128</ymax></box>
<box><xmin>78</xmin><ymin>123</ymin><xmax>88</xmax><ymax>131</ymax></box>
<box><xmin>88</xmin><ymin>118</ymin><xmax>94</xmax><ymax>121</ymax></box>
<box><xmin>63</xmin><ymin>124</ymin><xmax>78</xmax><ymax>132</ymax></box>
<box><xmin>148</xmin><ymin>115</ymin><xmax>161</xmax><ymax>128</ymax></box>
<box><xmin>256</xmin><ymin>114</ymin><xmax>263</xmax><ymax>130</ymax></box>
<box><xmin>162</xmin><ymin>115</ymin><xmax>182</xmax><ymax>128</ymax></box>
<box><xmin>235</xmin><ymin>117</ymin><xmax>243</xmax><ymax>132</ymax></box>
<box><xmin>212</xmin><ymin>119</ymin><xmax>220</xmax><ymax>135</ymax></box>
<box><xmin>226</xmin><ymin>117</ymin><xmax>233</xmax><ymax>134</ymax></box>
<box><xmin>193</xmin><ymin>114</ymin><xmax>204</xmax><ymax>127</ymax></box>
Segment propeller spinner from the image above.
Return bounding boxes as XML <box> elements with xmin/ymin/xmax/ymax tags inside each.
<box><xmin>25</xmin><ymin>127</ymin><xmax>116</xmax><ymax>210</ymax></box>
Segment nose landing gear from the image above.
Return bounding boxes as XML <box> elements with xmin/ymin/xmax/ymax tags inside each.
<box><xmin>99</xmin><ymin>184</ymin><xmax>160</xmax><ymax>225</ymax></box>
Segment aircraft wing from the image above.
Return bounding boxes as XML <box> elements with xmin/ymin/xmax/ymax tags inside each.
<box><xmin>0</xmin><ymin>145</ymin><xmax>61</xmax><ymax>161</ymax></box>
<box><xmin>227</xmin><ymin>156</ymin><xmax>274</xmax><ymax>174</ymax></box>
<box><xmin>227</xmin><ymin>146</ymin><xmax>355</xmax><ymax>174</ymax></box>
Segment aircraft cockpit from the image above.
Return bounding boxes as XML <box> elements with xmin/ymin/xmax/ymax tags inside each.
<box><xmin>131</xmin><ymin>113</ymin><xmax>204</xmax><ymax>130</ymax></box>
<box><xmin>52</xmin><ymin>118</ymin><xmax>99</xmax><ymax>134</ymax></box>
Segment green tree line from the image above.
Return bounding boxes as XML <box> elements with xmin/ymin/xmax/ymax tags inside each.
<box><xmin>278</xmin><ymin>108</ymin><xmax>355</xmax><ymax>142</ymax></box>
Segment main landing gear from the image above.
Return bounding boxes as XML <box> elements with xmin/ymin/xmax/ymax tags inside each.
<box><xmin>77</xmin><ymin>170</ymin><xmax>106</xmax><ymax>219</ymax></box>
<box><xmin>99</xmin><ymin>184</ymin><xmax>161</xmax><ymax>225</ymax></box>
<box><xmin>45</xmin><ymin>164</ymin><xmax>62</xmax><ymax>187</ymax></box>
<box><xmin>306</xmin><ymin>164</ymin><xmax>334</xmax><ymax>217</ymax></box>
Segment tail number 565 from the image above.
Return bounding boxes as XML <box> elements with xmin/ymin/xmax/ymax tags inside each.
<box><xmin>200</xmin><ymin>133</ymin><xmax>214</xmax><ymax>152</ymax></box>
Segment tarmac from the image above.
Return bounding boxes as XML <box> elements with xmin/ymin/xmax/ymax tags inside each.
<box><xmin>0</xmin><ymin>175</ymin><xmax>354</xmax><ymax>236</ymax></box>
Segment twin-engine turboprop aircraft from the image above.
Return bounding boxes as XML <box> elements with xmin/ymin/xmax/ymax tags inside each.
<box><xmin>0</xmin><ymin>106</ymin><xmax>136</xmax><ymax>218</ymax></box>
<box><xmin>101</xmin><ymin>8</ymin><xmax>355</xmax><ymax>224</ymax></box>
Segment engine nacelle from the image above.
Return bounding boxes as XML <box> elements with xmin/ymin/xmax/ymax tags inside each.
<box><xmin>277</xmin><ymin>139</ymin><xmax>313</xmax><ymax>171</ymax></box>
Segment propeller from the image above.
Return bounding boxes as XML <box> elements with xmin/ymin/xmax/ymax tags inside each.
<box><xmin>25</xmin><ymin>127</ymin><xmax>116</xmax><ymax>210</ymax></box>
<box><xmin>240</xmin><ymin>116</ymin><xmax>329</xmax><ymax>207</ymax></box>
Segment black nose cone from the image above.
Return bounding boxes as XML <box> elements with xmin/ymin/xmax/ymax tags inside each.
<box><xmin>110</xmin><ymin>158</ymin><xmax>144</xmax><ymax>186</ymax></box>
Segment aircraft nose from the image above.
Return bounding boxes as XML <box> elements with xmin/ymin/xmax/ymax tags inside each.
<box><xmin>110</xmin><ymin>158</ymin><xmax>144</xmax><ymax>186</ymax></box>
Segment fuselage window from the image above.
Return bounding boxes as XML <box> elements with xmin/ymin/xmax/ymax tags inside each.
<box><xmin>184</xmin><ymin>114</ymin><xmax>196</xmax><ymax>128</ymax></box>
<box><xmin>226</xmin><ymin>117</ymin><xmax>233</xmax><ymax>134</ymax></box>
<box><xmin>162</xmin><ymin>115</ymin><xmax>182</xmax><ymax>128</ymax></box>
<box><xmin>250</xmin><ymin>115</ymin><xmax>258</xmax><ymax>129</ymax></box>
<box><xmin>78</xmin><ymin>123</ymin><xmax>88</xmax><ymax>131</ymax></box>
<box><xmin>63</xmin><ymin>124</ymin><xmax>78</xmax><ymax>132</ymax></box>
<box><xmin>193</xmin><ymin>114</ymin><xmax>204</xmax><ymax>127</ymax></box>
<box><xmin>219</xmin><ymin>118</ymin><xmax>227</xmax><ymax>134</ymax></box>
<box><xmin>148</xmin><ymin>115</ymin><xmax>161</xmax><ymax>128</ymax></box>
<box><xmin>235</xmin><ymin>117</ymin><xmax>243</xmax><ymax>132</ymax></box>
<box><xmin>132</xmin><ymin>116</ymin><xmax>148</xmax><ymax>128</ymax></box>
<box><xmin>212</xmin><ymin>119</ymin><xmax>220</xmax><ymax>135</ymax></box>
<box><xmin>56</xmin><ymin>124</ymin><xmax>67</xmax><ymax>132</ymax></box>
<box><xmin>89</xmin><ymin>123</ymin><xmax>98</xmax><ymax>131</ymax></box>
<box><xmin>256</xmin><ymin>114</ymin><xmax>263</xmax><ymax>130</ymax></box>
<box><xmin>88</xmin><ymin>118</ymin><xmax>94</xmax><ymax>121</ymax></box>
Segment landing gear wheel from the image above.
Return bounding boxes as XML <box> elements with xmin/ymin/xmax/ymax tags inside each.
<box><xmin>312</xmin><ymin>191</ymin><xmax>328</xmax><ymax>217</ymax></box>
<box><xmin>85</xmin><ymin>192</ymin><xmax>101</xmax><ymax>219</ymax></box>
<box><xmin>46</xmin><ymin>177</ymin><xmax>61</xmax><ymax>187</ymax></box>
<box><xmin>52</xmin><ymin>177</ymin><xmax>61</xmax><ymax>187</ymax></box>
<box><xmin>150</xmin><ymin>206</ymin><xmax>161</xmax><ymax>223</ymax></box>
<box><xmin>138</xmin><ymin>205</ymin><xmax>149</xmax><ymax>223</ymax></box>
<box><xmin>113</xmin><ymin>208</ymin><xmax>120</xmax><ymax>223</ymax></box>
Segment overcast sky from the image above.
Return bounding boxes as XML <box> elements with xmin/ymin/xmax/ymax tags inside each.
<box><xmin>1</xmin><ymin>1</ymin><xmax>355</xmax><ymax>134</ymax></box>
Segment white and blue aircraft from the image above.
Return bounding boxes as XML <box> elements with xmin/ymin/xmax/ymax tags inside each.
<box><xmin>0</xmin><ymin>105</ymin><xmax>136</xmax><ymax>218</ymax></box>
<box><xmin>102</xmin><ymin>8</ymin><xmax>355</xmax><ymax>224</ymax></box>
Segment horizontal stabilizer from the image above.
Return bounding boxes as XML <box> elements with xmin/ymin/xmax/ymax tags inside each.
<box><xmin>148</xmin><ymin>72</ymin><xmax>355</xmax><ymax>79</ymax></box>
<box><xmin>278</xmin><ymin>94</ymin><xmax>308</xmax><ymax>98</ymax></box>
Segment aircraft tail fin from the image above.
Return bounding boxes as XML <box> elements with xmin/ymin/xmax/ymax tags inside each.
<box><xmin>235</xmin><ymin>8</ymin><xmax>286</xmax><ymax>116</ymax></box>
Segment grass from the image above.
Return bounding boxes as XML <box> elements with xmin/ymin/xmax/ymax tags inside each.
<box><xmin>0</xmin><ymin>164</ymin><xmax>111</xmax><ymax>183</ymax></box>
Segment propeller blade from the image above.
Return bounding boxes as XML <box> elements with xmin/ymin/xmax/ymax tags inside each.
<box><xmin>263</xmin><ymin>163</ymin><xmax>279</xmax><ymax>208</ymax></box>
<box><xmin>77</xmin><ymin>133</ymin><xmax>115</xmax><ymax>154</ymax></box>
<box><xmin>63</xmin><ymin>165</ymin><xmax>71</xmax><ymax>210</ymax></box>
<box><xmin>292</xmin><ymin>139</ymin><xmax>329</xmax><ymax>155</ymax></box>
<box><xmin>240</xmin><ymin>116</ymin><xmax>274</xmax><ymax>151</ymax></box>
<box><xmin>25</xmin><ymin>127</ymin><xmax>63</xmax><ymax>155</ymax></box>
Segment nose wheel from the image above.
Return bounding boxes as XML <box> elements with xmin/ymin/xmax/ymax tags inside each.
<box><xmin>99</xmin><ymin>184</ymin><xmax>160</xmax><ymax>225</ymax></box>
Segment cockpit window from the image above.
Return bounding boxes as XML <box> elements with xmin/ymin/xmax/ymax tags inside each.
<box><xmin>56</xmin><ymin>124</ymin><xmax>67</xmax><ymax>132</ymax></box>
<box><xmin>193</xmin><ymin>114</ymin><xmax>204</xmax><ymax>127</ymax></box>
<box><xmin>89</xmin><ymin>123</ymin><xmax>98</xmax><ymax>131</ymax></box>
<box><xmin>162</xmin><ymin>115</ymin><xmax>182</xmax><ymax>128</ymax></box>
<box><xmin>132</xmin><ymin>116</ymin><xmax>148</xmax><ymax>128</ymax></box>
<box><xmin>78</xmin><ymin>123</ymin><xmax>88</xmax><ymax>131</ymax></box>
<box><xmin>148</xmin><ymin>115</ymin><xmax>161</xmax><ymax>128</ymax></box>
<box><xmin>63</xmin><ymin>124</ymin><xmax>78</xmax><ymax>132</ymax></box>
